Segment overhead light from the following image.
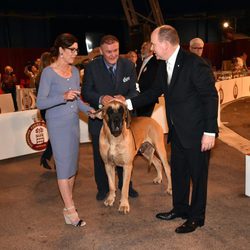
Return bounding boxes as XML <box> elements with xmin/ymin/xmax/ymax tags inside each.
<box><xmin>85</xmin><ymin>37</ymin><xmax>93</xmax><ymax>53</ymax></box>
<box><xmin>223</xmin><ymin>21</ymin><xmax>230</xmax><ymax>28</ymax></box>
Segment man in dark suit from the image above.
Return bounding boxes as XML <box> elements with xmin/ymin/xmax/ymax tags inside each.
<box><xmin>136</xmin><ymin>41</ymin><xmax>159</xmax><ymax>117</ymax></box>
<box><xmin>82</xmin><ymin>35</ymin><xmax>139</xmax><ymax>201</ymax></box>
<box><xmin>127</xmin><ymin>25</ymin><xmax>218</xmax><ymax>233</ymax></box>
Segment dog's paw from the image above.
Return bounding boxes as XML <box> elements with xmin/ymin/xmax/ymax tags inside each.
<box><xmin>104</xmin><ymin>196</ymin><xmax>115</xmax><ymax>207</ymax></box>
<box><xmin>166</xmin><ymin>187</ymin><xmax>172</xmax><ymax>195</ymax></box>
<box><xmin>153</xmin><ymin>177</ymin><xmax>162</xmax><ymax>184</ymax></box>
<box><xmin>118</xmin><ymin>201</ymin><xmax>130</xmax><ymax>214</ymax></box>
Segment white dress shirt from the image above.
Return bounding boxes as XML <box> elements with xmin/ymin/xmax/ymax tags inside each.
<box><xmin>137</xmin><ymin>55</ymin><xmax>153</xmax><ymax>81</ymax></box>
<box><xmin>166</xmin><ymin>45</ymin><xmax>180</xmax><ymax>84</ymax></box>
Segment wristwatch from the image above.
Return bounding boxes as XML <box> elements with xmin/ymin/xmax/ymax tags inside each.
<box><xmin>98</xmin><ymin>95</ymin><xmax>104</xmax><ymax>109</ymax></box>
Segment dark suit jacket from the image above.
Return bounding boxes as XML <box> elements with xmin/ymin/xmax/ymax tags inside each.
<box><xmin>136</xmin><ymin>55</ymin><xmax>159</xmax><ymax>116</ymax></box>
<box><xmin>131</xmin><ymin>48</ymin><xmax>219</xmax><ymax>148</ymax></box>
<box><xmin>82</xmin><ymin>56</ymin><xmax>138</xmax><ymax>135</ymax></box>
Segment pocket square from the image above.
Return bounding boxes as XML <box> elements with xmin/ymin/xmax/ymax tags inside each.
<box><xmin>123</xmin><ymin>76</ymin><xmax>130</xmax><ymax>83</ymax></box>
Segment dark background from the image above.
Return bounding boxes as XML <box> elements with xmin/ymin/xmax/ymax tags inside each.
<box><xmin>1</xmin><ymin>0</ymin><xmax>250</xmax><ymax>79</ymax></box>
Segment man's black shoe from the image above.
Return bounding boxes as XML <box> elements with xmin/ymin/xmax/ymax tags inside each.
<box><xmin>156</xmin><ymin>210</ymin><xmax>188</xmax><ymax>220</ymax></box>
<box><xmin>128</xmin><ymin>186</ymin><xmax>139</xmax><ymax>198</ymax></box>
<box><xmin>175</xmin><ymin>219</ymin><xmax>204</xmax><ymax>234</ymax></box>
<box><xmin>96</xmin><ymin>191</ymin><xmax>108</xmax><ymax>201</ymax></box>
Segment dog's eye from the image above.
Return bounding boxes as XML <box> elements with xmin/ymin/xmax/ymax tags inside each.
<box><xmin>118</xmin><ymin>106</ymin><xmax>124</xmax><ymax>115</ymax></box>
<box><xmin>107</xmin><ymin>107</ymin><xmax>114</xmax><ymax>115</ymax></box>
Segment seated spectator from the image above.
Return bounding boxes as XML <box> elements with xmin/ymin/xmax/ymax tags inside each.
<box><xmin>239</xmin><ymin>52</ymin><xmax>248</xmax><ymax>72</ymax></box>
<box><xmin>24</xmin><ymin>62</ymin><xmax>38</xmax><ymax>88</ymax></box>
<box><xmin>1</xmin><ymin>65</ymin><xmax>18</xmax><ymax>111</ymax></box>
<box><xmin>231</xmin><ymin>57</ymin><xmax>244</xmax><ymax>74</ymax></box>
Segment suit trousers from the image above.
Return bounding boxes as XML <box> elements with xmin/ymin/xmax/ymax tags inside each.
<box><xmin>91</xmin><ymin>134</ymin><xmax>126</xmax><ymax>193</ymax></box>
<box><xmin>170</xmin><ymin>127</ymin><xmax>210</xmax><ymax>222</ymax></box>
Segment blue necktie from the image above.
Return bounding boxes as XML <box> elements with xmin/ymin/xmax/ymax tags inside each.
<box><xmin>109</xmin><ymin>66</ymin><xmax>115</xmax><ymax>82</ymax></box>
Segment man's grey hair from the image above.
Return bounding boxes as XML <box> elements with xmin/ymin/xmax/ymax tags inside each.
<box><xmin>189</xmin><ymin>37</ymin><xmax>204</xmax><ymax>47</ymax></box>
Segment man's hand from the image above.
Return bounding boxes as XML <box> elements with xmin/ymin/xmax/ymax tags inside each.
<box><xmin>201</xmin><ymin>134</ymin><xmax>215</xmax><ymax>152</ymax></box>
<box><xmin>101</xmin><ymin>95</ymin><xmax>114</xmax><ymax>106</ymax></box>
<box><xmin>114</xmin><ymin>95</ymin><xmax>125</xmax><ymax>103</ymax></box>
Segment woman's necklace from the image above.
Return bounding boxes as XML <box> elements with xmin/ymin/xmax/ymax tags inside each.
<box><xmin>53</xmin><ymin>61</ymin><xmax>72</xmax><ymax>78</ymax></box>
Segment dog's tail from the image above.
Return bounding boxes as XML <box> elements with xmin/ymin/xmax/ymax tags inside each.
<box><xmin>139</xmin><ymin>142</ymin><xmax>156</xmax><ymax>172</ymax></box>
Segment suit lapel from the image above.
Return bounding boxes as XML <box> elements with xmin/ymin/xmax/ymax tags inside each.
<box><xmin>115</xmin><ymin>59</ymin><xmax>122</xmax><ymax>90</ymax></box>
<box><xmin>100</xmin><ymin>57</ymin><xmax>117</xmax><ymax>88</ymax></box>
<box><xmin>168</xmin><ymin>50</ymin><xmax>184</xmax><ymax>92</ymax></box>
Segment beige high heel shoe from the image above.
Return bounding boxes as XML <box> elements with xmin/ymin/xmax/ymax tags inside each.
<box><xmin>63</xmin><ymin>206</ymin><xmax>86</xmax><ymax>227</ymax></box>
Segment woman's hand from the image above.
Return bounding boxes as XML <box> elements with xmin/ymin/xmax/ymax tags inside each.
<box><xmin>64</xmin><ymin>90</ymin><xmax>80</xmax><ymax>101</ymax></box>
<box><xmin>87</xmin><ymin>109</ymin><xmax>102</xmax><ymax>119</ymax></box>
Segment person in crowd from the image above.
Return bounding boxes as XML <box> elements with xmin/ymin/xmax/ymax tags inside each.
<box><xmin>34</xmin><ymin>57</ymin><xmax>41</xmax><ymax>69</ymax></box>
<box><xmin>1</xmin><ymin>65</ymin><xmax>18</xmax><ymax>111</ymax></box>
<box><xmin>36</xmin><ymin>33</ymin><xmax>95</xmax><ymax>227</ymax></box>
<box><xmin>24</xmin><ymin>62</ymin><xmax>38</xmax><ymax>88</ymax></box>
<box><xmin>126</xmin><ymin>25</ymin><xmax>218</xmax><ymax>233</ymax></box>
<box><xmin>189</xmin><ymin>37</ymin><xmax>212</xmax><ymax>67</ymax></box>
<box><xmin>136</xmin><ymin>41</ymin><xmax>159</xmax><ymax>117</ymax></box>
<box><xmin>82</xmin><ymin>35</ymin><xmax>139</xmax><ymax>201</ymax></box>
<box><xmin>127</xmin><ymin>50</ymin><xmax>138</xmax><ymax>66</ymax></box>
<box><xmin>35</xmin><ymin>51</ymin><xmax>54</xmax><ymax>170</ymax></box>
<box><xmin>231</xmin><ymin>56</ymin><xmax>243</xmax><ymax>73</ymax></box>
<box><xmin>239</xmin><ymin>52</ymin><xmax>248</xmax><ymax>72</ymax></box>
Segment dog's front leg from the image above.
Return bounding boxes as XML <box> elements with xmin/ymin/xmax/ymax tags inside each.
<box><xmin>118</xmin><ymin>165</ymin><xmax>132</xmax><ymax>214</ymax></box>
<box><xmin>104</xmin><ymin>164</ymin><xmax>116</xmax><ymax>207</ymax></box>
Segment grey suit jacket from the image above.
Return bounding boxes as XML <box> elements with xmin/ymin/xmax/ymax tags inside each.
<box><xmin>82</xmin><ymin>56</ymin><xmax>138</xmax><ymax>135</ymax></box>
<box><xmin>37</xmin><ymin>66</ymin><xmax>92</xmax><ymax>120</ymax></box>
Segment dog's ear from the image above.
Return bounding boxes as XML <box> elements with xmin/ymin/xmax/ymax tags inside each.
<box><xmin>125</xmin><ymin>107</ymin><xmax>131</xmax><ymax>129</ymax></box>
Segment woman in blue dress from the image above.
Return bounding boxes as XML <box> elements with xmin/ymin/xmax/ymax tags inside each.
<box><xmin>37</xmin><ymin>33</ymin><xmax>94</xmax><ymax>227</ymax></box>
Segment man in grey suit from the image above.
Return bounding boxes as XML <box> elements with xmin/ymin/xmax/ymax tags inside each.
<box><xmin>127</xmin><ymin>25</ymin><xmax>218</xmax><ymax>233</ymax></box>
<box><xmin>82</xmin><ymin>35</ymin><xmax>139</xmax><ymax>201</ymax></box>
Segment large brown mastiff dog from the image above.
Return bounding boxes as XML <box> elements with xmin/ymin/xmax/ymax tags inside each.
<box><xmin>97</xmin><ymin>100</ymin><xmax>172</xmax><ymax>214</ymax></box>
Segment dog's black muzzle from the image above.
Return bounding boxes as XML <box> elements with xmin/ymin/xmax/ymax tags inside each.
<box><xmin>107</xmin><ymin>107</ymin><xmax>124</xmax><ymax>137</ymax></box>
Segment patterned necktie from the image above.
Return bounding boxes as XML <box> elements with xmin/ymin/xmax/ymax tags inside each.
<box><xmin>109</xmin><ymin>66</ymin><xmax>115</xmax><ymax>82</ymax></box>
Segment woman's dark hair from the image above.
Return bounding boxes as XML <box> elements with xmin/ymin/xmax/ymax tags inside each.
<box><xmin>50</xmin><ymin>33</ymin><xmax>78</xmax><ymax>58</ymax></box>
